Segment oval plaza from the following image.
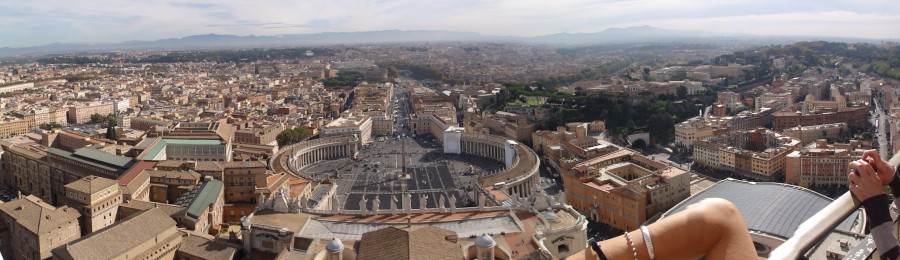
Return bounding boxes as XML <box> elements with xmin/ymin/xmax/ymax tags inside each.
<box><xmin>248</xmin><ymin>84</ymin><xmax>588</xmax><ymax>259</ymax></box>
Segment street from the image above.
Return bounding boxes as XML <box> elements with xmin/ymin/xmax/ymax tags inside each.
<box><xmin>873</xmin><ymin>99</ymin><xmax>890</xmax><ymax>158</ymax></box>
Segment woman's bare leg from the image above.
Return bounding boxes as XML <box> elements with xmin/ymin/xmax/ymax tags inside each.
<box><xmin>570</xmin><ymin>198</ymin><xmax>756</xmax><ymax>260</ymax></box>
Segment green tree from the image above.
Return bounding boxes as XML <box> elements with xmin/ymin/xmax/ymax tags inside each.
<box><xmin>107</xmin><ymin>116</ymin><xmax>117</xmax><ymax>128</ymax></box>
<box><xmin>387</xmin><ymin>66</ymin><xmax>398</xmax><ymax>78</ymax></box>
<box><xmin>862</xmin><ymin>132</ymin><xmax>874</xmax><ymax>141</ymax></box>
<box><xmin>90</xmin><ymin>113</ymin><xmax>104</xmax><ymax>124</ymax></box>
<box><xmin>106</xmin><ymin>126</ymin><xmax>118</xmax><ymax>140</ymax></box>
<box><xmin>676</xmin><ymin>86</ymin><xmax>688</xmax><ymax>99</ymax></box>
<box><xmin>276</xmin><ymin>127</ymin><xmax>312</xmax><ymax>147</ymax></box>
<box><xmin>39</xmin><ymin>122</ymin><xmax>62</xmax><ymax>130</ymax></box>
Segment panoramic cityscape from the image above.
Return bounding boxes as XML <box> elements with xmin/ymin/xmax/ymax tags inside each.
<box><xmin>0</xmin><ymin>1</ymin><xmax>899</xmax><ymax>260</ymax></box>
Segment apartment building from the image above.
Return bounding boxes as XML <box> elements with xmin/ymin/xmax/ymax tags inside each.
<box><xmin>234</xmin><ymin>122</ymin><xmax>284</xmax><ymax>146</ymax></box>
<box><xmin>756</xmin><ymin>92</ymin><xmax>793</xmax><ymax>111</ymax></box>
<box><xmin>693</xmin><ymin>63</ymin><xmax>755</xmax><ymax>78</ymax></box>
<box><xmin>11</xmin><ymin>106</ymin><xmax>68</xmax><ymax>130</ymax></box>
<box><xmin>786</xmin><ymin>140</ymin><xmax>868</xmax><ymax>188</ymax></box>
<box><xmin>717</xmin><ymin>91</ymin><xmax>742</xmax><ymax>105</ymax></box>
<box><xmin>532</xmin><ymin>125</ymin><xmax>616</xmax><ymax>173</ymax></box>
<box><xmin>67</xmin><ymin>101</ymin><xmax>114</xmax><ymax>124</ymax></box>
<box><xmin>730</xmin><ymin>107</ymin><xmax>777</xmax><ymax>131</ymax></box>
<box><xmin>173</xmin><ymin>178</ymin><xmax>224</xmax><ymax>234</ymax></box>
<box><xmin>781</xmin><ymin>123</ymin><xmax>848</xmax><ymax>145</ymax></box>
<box><xmin>483</xmin><ymin>111</ymin><xmax>535</xmax><ymax>143</ymax></box>
<box><xmin>371</xmin><ymin>115</ymin><xmax>394</xmax><ymax>136</ymax></box>
<box><xmin>145</xmin><ymin>169</ymin><xmax>202</xmax><ymax>204</ymax></box>
<box><xmin>48</xmin><ymin>146</ymin><xmax>135</xmax><ymax>181</ymax></box>
<box><xmin>117</xmin><ymin>161</ymin><xmax>153</xmax><ymax>201</ymax></box>
<box><xmin>673</xmin><ymin>116</ymin><xmax>730</xmax><ymax>151</ymax></box>
<box><xmin>693</xmin><ymin>129</ymin><xmax>802</xmax><ymax>181</ymax></box>
<box><xmin>0</xmin><ymin>140</ymin><xmax>54</xmax><ymax>203</ymax></box>
<box><xmin>127</xmin><ymin>116</ymin><xmax>172</xmax><ymax>131</ymax></box>
<box><xmin>51</xmin><ymin>208</ymin><xmax>183</xmax><ymax>260</ymax></box>
<box><xmin>219</xmin><ymin>161</ymin><xmax>269</xmax><ymax>225</ymax></box>
<box><xmin>222</xmin><ymin>161</ymin><xmax>268</xmax><ymax>204</ymax></box>
<box><xmin>320</xmin><ymin>113</ymin><xmax>372</xmax><ymax>144</ymax></box>
<box><xmin>138</xmin><ymin>121</ymin><xmax>234</xmax><ymax>161</ymax></box>
<box><xmin>0</xmin><ymin>195</ymin><xmax>81</xmax><ymax>260</ymax></box>
<box><xmin>563</xmin><ymin>149</ymin><xmax>690</xmax><ymax>231</ymax></box>
<box><xmin>772</xmin><ymin>106</ymin><xmax>868</xmax><ymax>131</ymax></box>
<box><xmin>61</xmin><ymin>175</ymin><xmax>121</xmax><ymax>235</ymax></box>
<box><xmin>0</xmin><ymin>117</ymin><xmax>28</xmax><ymax>139</ymax></box>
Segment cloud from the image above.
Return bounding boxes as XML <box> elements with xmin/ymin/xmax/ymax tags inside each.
<box><xmin>623</xmin><ymin>11</ymin><xmax>900</xmax><ymax>39</ymax></box>
<box><xmin>206</xmin><ymin>23</ymin><xmax>284</xmax><ymax>28</ymax></box>
<box><xmin>0</xmin><ymin>0</ymin><xmax>898</xmax><ymax>47</ymax></box>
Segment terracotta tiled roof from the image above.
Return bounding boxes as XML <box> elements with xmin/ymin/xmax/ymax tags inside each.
<box><xmin>0</xmin><ymin>195</ymin><xmax>80</xmax><ymax>234</ymax></box>
<box><xmin>357</xmin><ymin>226</ymin><xmax>462</xmax><ymax>260</ymax></box>
<box><xmin>118</xmin><ymin>161</ymin><xmax>157</xmax><ymax>185</ymax></box>
<box><xmin>54</xmin><ymin>208</ymin><xmax>178</xmax><ymax>259</ymax></box>
<box><xmin>65</xmin><ymin>175</ymin><xmax>118</xmax><ymax>194</ymax></box>
<box><xmin>145</xmin><ymin>169</ymin><xmax>202</xmax><ymax>181</ymax></box>
<box><xmin>176</xmin><ymin>231</ymin><xmax>239</xmax><ymax>259</ymax></box>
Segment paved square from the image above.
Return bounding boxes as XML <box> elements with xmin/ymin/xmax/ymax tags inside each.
<box><xmin>300</xmin><ymin>135</ymin><xmax>505</xmax><ymax>210</ymax></box>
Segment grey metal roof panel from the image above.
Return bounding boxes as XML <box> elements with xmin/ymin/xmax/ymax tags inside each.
<box><xmin>662</xmin><ymin>179</ymin><xmax>861</xmax><ymax>240</ymax></box>
<box><xmin>72</xmin><ymin>147</ymin><xmax>134</xmax><ymax>167</ymax></box>
<box><xmin>48</xmin><ymin>147</ymin><xmax>134</xmax><ymax>172</ymax></box>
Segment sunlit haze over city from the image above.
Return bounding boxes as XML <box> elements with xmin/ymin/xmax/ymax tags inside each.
<box><xmin>1</xmin><ymin>1</ymin><xmax>900</xmax><ymax>260</ymax></box>
<box><xmin>1</xmin><ymin>0</ymin><xmax>900</xmax><ymax>47</ymax></box>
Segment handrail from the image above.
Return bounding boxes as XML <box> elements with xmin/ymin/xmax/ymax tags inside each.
<box><xmin>769</xmin><ymin>191</ymin><xmax>860</xmax><ymax>259</ymax></box>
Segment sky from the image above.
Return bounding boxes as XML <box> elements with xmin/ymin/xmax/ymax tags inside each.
<box><xmin>1</xmin><ymin>0</ymin><xmax>899</xmax><ymax>48</ymax></box>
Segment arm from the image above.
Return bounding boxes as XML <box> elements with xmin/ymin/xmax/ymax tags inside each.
<box><xmin>571</xmin><ymin>198</ymin><xmax>756</xmax><ymax>260</ymax></box>
<box><xmin>890</xmin><ymin>166</ymin><xmax>900</xmax><ymax>208</ymax></box>
<box><xmin>862</xmin><ymin>194</ymin><xmax>899</xmax><ymax>259</ymax></box>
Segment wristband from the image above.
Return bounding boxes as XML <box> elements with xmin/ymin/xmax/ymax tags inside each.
<box><xmin>587</xmin><ymin>237</ymin><xmax>608</xmax><ymax>260</ymax></box>
<box><xmin>640</xmin><ymin>225</ymin><xmax>656</xmax><ymax>260</ymax></box>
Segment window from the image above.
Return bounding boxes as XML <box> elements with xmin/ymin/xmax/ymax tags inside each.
<box><xmin>558</xmin><ymin>244</ymin><xmax>570</xmax><ymax>253</ymax></box>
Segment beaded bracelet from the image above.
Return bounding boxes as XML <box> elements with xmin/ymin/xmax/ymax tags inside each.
<box><xmin>623</xmin><ymin>231</ymin><xmax>639</xmax><ymax>260</ymax></box>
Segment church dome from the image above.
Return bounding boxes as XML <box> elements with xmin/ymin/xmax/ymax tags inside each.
<box><xmin>475</xmin><ymin>234</ymin><xmax>496</xmax><ymax>248</ymax></box>
<box><xmin>326</xmin><ymin>238</ymin><xmax>344</xmax><ymax>253</ymax></box>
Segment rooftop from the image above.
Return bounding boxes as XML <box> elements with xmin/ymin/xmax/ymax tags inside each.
<box><xmin>140</xmin><ymin>138</ymin><xmax>224</xmax><ymax>161</ymax></box>
<box><xmin>0</xmin><ymin>195</ymin><xmax>80</xmax><ymax>234</ymax></box>
<box><xmin>49</xmin><ymin>147</ymin><xmax>135</xmax><ymax>173</ymax></box>
<box><xmin>222</xmin><ymin>160</ymin><xmax>267</xmax><ymax>169</ymax></box>
<box><xmin>117</xmin><ymin>161</ymin><xmax>157</xmax><ymax>185</ymax></box>
<box><xmin>145</xmin><ymin>169</ymin><xmax>202</xmax><ymax>181</ymax></box>
<box><xmin>177</xmin><ymin>179</ymin><xmax>224</xmax><ymax>219</ymax></box>
<box><xmin>249</xmin><ymin>210</ymin><xmax>312</xmax><ymax>234</ymax></box>
<box><xmin>176</xmin><ymin>231</ymin><xmax>239</xmax><ymax>260</ymax></box>
<box><xmin>65</xmin><ymin>175</ymin><xmax>118</xmax><ymax>195</ymax></box>
<box><xmin>357</xmin><ymin>226</ymin><xmax>463</xmax><ymax>260</ymax></box>
<box><xmin>118</xmin><ymin>200</ymin><xmax>184</xmax><ymax>218</ymax></box>
<box><xmin>54</xmin><ymin>208</ymin><xmax>177</xmax><ymax>259</ymax></box>
<box><xmin>300</xmin><ymin>210</ymin><xmax>522</xmax><ymax>241</ymax></box>
<box><xmin>662</xmin><ymin>179</ymin><xmax>863</xmax><ymax>240</ymax></box>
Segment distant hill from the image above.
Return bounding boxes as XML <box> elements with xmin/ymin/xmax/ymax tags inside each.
<box><xmin>525</xmin><ymin>25</ymin><xmax>716</xmax><ymax>45</ymax></box>
<box><xmin>0</xmin><ymin>26</ymin><xmax>888</xmax><ymax>57</ymax></box>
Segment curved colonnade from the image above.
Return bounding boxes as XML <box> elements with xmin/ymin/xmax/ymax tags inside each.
<box><xmin>457</xmin><ymin>133</ymin><xmax>540</xmax><ymax>198</ymax></box>
<box><xmin>269</xmin><ymin>132</ymin><xmax>540</xmax><ymax>204</ymax></box>
<box><xmin>271</xmin><ymin>136</ymin><xmax>358</xmax><ymax>181</ymax></box>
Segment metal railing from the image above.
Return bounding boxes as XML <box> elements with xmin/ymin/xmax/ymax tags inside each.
<box><xmin>769</xmin><ymin>191</ymin><xmax>860</xmax><ymax>259</ymax></box>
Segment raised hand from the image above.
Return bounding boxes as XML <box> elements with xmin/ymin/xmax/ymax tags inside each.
<box><xmin>861</xmin><ymin>149</ymin><xmax>894</xmax><ymax>185</ymax></box>
<box><xmin>849</xmin><ymin>160</ymin><xmax>886</xmax><ymax>201</ymax></box>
